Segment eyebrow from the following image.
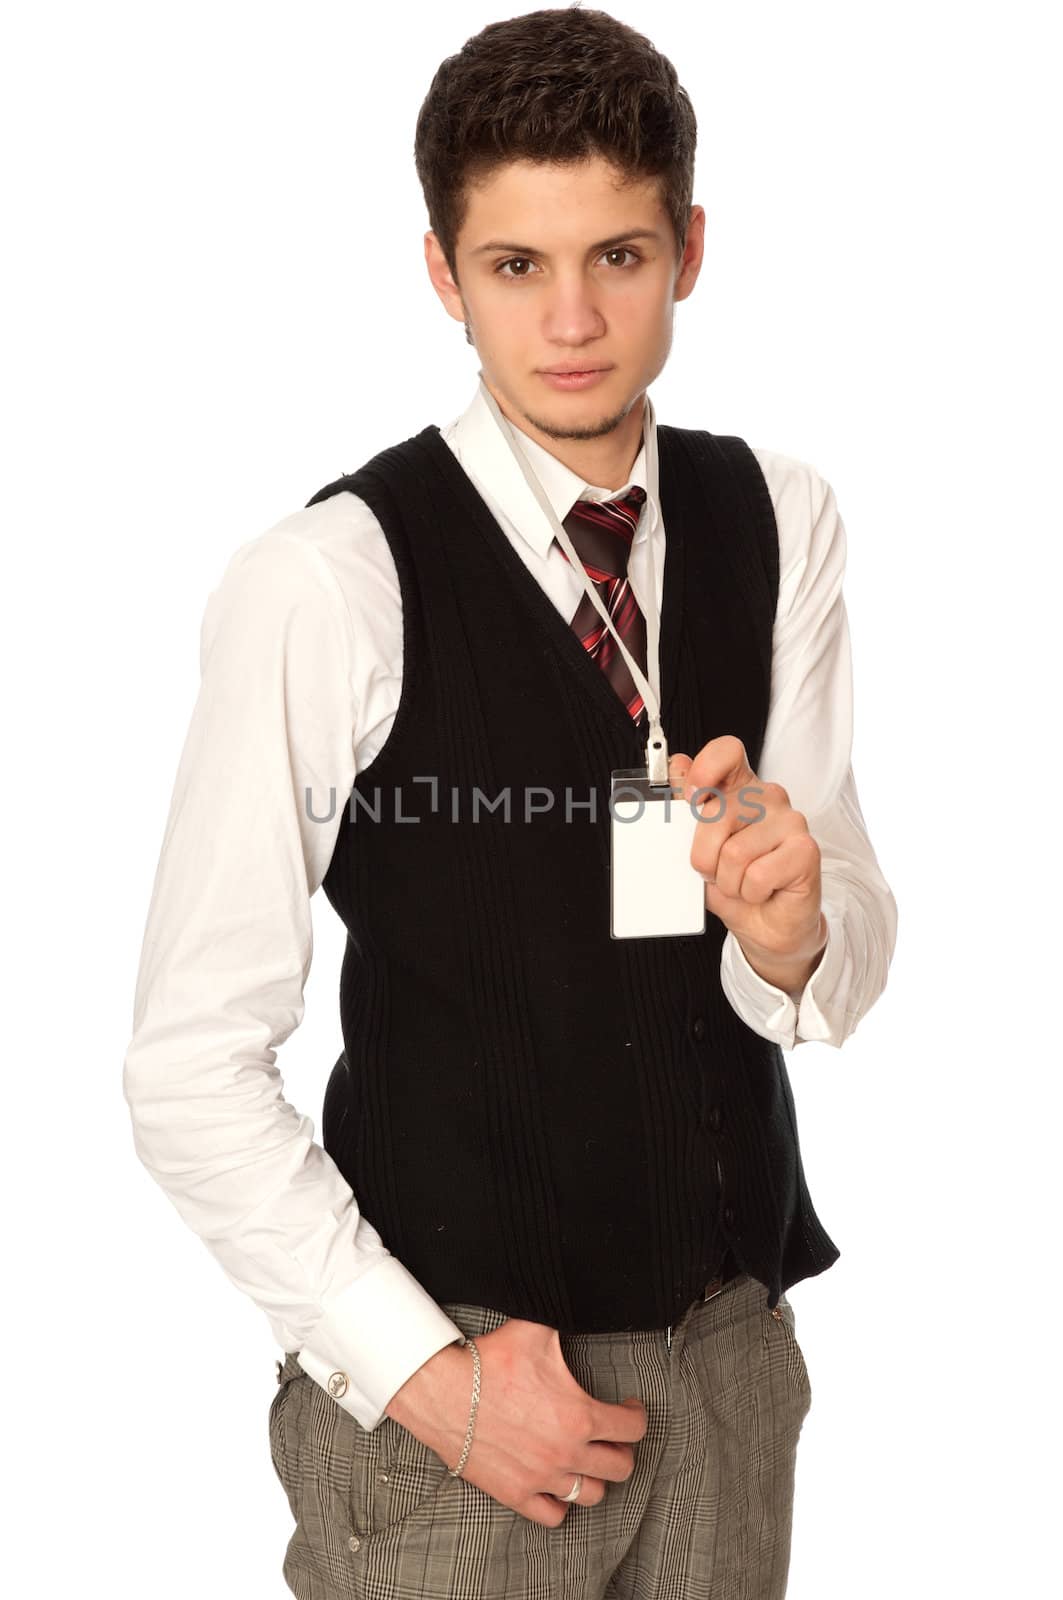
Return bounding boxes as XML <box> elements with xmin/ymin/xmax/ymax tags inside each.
<box><xmin>470</xmin><ymin>228</ymin><xmax>663</xmax><ymax>257</ymax></box>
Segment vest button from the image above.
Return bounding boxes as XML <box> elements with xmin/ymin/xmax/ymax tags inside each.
<box><xmin>723</xmin><ymin>1205</ymin><xmax>736</xmax><ymax>1227</ymax></box>
<box><xmin>691</xmin><ymin>1016</ymin><xmax>706</xmax><ymax>1042</ymax></box>
<box><xmin>708</xmin><ymin>1104</ymin><xmax>723</xmax><ymax>1133</ymax></box>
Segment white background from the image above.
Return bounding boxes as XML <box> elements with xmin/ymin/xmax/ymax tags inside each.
<box><xmin>4</xmin><ymin>1</ymin><xmax>1060</xmax><ymax>1594</ymax></box>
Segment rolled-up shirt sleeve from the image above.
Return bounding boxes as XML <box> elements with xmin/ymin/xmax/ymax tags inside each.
<box><xmin>719</xmin><ymin>455</ymin><xmax>899</xmax><ymax>1049</ymax></box>
<box><xmin>121</xmin><ymin>526</ymin><xmax>464</xmax><ymax>1430</ymax></box>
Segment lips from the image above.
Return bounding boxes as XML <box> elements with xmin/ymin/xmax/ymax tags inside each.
<box><xmin>537</xmin><ymin>367</ymin><xmax>612</xmax><ymax>391</ymax></box>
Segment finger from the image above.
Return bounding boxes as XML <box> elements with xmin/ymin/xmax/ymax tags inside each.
<box><xmin>572</xmin><ymin>1437</ymin><xmax>640</xmax><ymax>1483</ymax></box>
<box><xmin>689</xmin><ymin>794</ymin><xmax>768</xmax><ymax>885</ymax></box>
<box><xmin>549</xmin><ymin>1470</ymin><xmax>607</xmax><ymax>1504</ymax></box>
<box><xmin>530</xmin><ymin>1491</ymin><xmax>576</xmax><ymax>1527</ymax></box>
<box><xmin>710</xmin><ymin>808</ymin><xmax>802</xmax><ymax>898</ymax></box>
<box><xmin>587</xmin><ymin>1394</ymin><xmax>647</xmax><ymax>1444</ymax></box>
<box><xmin>681</xmin><ymin>734</ymin><xmax>755</xmax><ymax>802</ymax></box>
<box><xmin>704</xmin><ymin>843</ymin><xmax>821</xmax><ymax>948</ymax></box>
<box><xmin>730</xmin><ymin>832</ymin><xmax>820</xmax><ymax>905</ymax></box>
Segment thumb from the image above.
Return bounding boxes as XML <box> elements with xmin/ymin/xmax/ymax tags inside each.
<box><xmin>668</xmin><ymin>753</ymin><xmax>693</xmax><ymax>787</ymax></box>
<box><xmin>619</xmin><ymin>1394</ymin><xmax>648</xmax><ymax>1437</ymax></box>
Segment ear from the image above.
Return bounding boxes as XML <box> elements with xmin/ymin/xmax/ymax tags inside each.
<box><xmin>673</xmin><ymin>205</ymin><xmax>706</xmax><ymax>303</ymax></box>
<box><xmin>424</xmin><ymin>231</ymin><xmax>466</xmax><ymax>325</ymax></box>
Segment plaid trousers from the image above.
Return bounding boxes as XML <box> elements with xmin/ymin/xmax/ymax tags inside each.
<box><xmin>268</xmin><ymin>1270</ymin><xmax>812</xmax><ymax>1599</ymax></box>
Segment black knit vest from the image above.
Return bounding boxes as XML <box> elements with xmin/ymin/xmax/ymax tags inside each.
<box><xmin>308</xmin><ymin>420</ymin><xmax>839</xmax><ymax>1328</ymax></box>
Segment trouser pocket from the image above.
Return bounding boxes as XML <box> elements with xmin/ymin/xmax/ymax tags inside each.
<box><xmin>269</xmin><ymin>1356</ymin><xmax>303</xmax><ymax>1518</ymax></box>
<box><xmin>764</xmin><ymin>1293</ymin><xmax>812</xmax><ymax>1409</ymax></box>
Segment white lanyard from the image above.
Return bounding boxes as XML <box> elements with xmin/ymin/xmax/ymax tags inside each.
<box><xmin>477</xmin><ymin>375</ymin><xmax>670</xmax><ymax>786</ymax></box>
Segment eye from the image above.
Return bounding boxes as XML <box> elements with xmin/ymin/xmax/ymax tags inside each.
<box><xmin>495</xmin><ymin>256</ymin><xmax>537</xmax><ymax>279</ymax></box>
<box><xmin>600</xmin><ymin>247</ymin><xmax>639</xmax><ymax>269</ymax></box>
<box><xmin>493</xmin><ymin>246</ymin><xmax>642</xmax><ymax>280</ymax></box>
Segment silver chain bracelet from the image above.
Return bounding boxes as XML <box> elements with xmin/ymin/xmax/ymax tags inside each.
<box><xmin>447</xmin><ymin>1334</ymin><xmax>481</xmax><ymax>1477</ymax></box>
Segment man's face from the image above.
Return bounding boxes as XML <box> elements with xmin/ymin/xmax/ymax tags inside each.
<box><xmin>425</xmin><ymin>153</ymin><xmax>704</xmax><ymax>447</ymax></box>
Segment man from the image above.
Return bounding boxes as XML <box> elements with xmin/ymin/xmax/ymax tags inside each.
<box><xmin>123</xmin><ymin>8</ymin><xmax>897</xmax><ymax>1598</ymax></box>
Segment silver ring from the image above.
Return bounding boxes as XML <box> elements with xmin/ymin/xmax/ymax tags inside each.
<box><xmin>560</xmin><ymin>1474</ymin><xmax>583</xmax><ymax>1503</ymax></box>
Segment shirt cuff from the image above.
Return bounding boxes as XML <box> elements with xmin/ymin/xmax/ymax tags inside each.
<box><xmin>720</xmin><ymin>906</ymin><xmax>848</xmax><ymax>1049</ymax></box>
<box><xmin>295</xmin><ymin>1254</ymin><xmax>466</xmax><ymax>1431</ymax></box>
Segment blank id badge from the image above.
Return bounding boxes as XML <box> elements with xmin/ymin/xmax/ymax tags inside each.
<box><xmin>610</xmin><ymin>768</ymin><xmax>707</xmax><ymax>939</ymax></box>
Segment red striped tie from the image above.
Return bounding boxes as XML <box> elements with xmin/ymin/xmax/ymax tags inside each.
<box><xmin>558</xmin><ymin>484</ymin><xmax>649</xmax><ymax>722</ymax></box>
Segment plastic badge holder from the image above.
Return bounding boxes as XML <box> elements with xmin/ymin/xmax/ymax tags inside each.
<box><xmin>610</xmin><ymin>769</ymin><xmax>706</xmax><ymax>939</ymax></box>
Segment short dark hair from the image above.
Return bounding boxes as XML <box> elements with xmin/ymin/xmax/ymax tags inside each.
<box><xmin>414</xmin><ymin>5</ymin><xmax>698</xmax><ymax>285</ymax></box>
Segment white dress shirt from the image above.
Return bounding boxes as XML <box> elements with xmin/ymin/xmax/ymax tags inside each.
<box><xmin>122</xmin><ymin>379</ymin><xmax>898</xmax><ymax>1430</ymax></box>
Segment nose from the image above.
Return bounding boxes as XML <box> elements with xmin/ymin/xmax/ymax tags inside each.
<box><xmin>541</xmin><ymin>274</ymin><xmax>607</xmax><ymax>344</ymax></box>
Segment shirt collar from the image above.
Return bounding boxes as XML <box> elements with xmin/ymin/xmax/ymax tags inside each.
<box><xmin>442</xmin><ymin>377</ymin><xmax>658</xmax><ymax>561</ymax></box>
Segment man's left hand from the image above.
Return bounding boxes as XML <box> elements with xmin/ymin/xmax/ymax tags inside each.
<box><xmin>670</xmin><ymin>735</ymin><xmax>828</xmax><ymax>978</ymax></box>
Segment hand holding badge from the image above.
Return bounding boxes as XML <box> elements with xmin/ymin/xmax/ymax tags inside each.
<box><xmin>670</xmin><ymin>735</ymin><xmax>828</xmax><ymax>970</ymax></box>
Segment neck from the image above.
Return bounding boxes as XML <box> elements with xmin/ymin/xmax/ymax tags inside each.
<box><xmin>480</xmin><ymin>373</ymin><xmax>646</xmax><ymax>491</ymax></box>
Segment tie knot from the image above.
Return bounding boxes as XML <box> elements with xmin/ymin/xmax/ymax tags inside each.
<box><xmin>561</xmin><ymin>484</ymin><xmax>647</xmax><ymax>581</ymax></box>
